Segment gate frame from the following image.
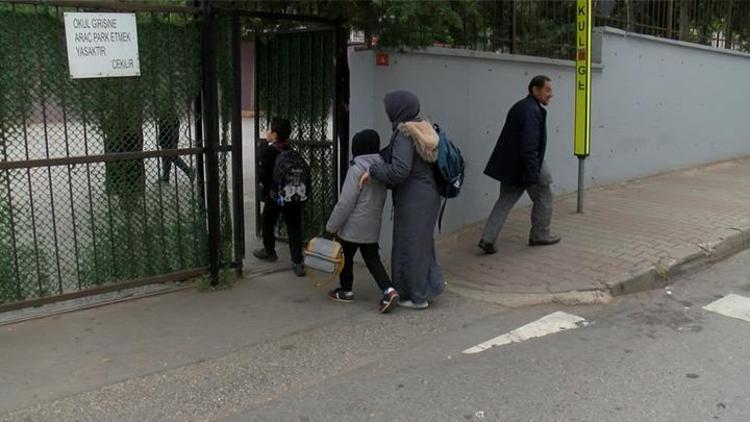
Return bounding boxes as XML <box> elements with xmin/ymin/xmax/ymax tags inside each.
<box><xmin>0</xmin><ymin>1</ymin><xmax>350</xmax><ymax>310</ymax></box>
<box><xmin>0</xmin><ymin>0</ymin><xmax>208</xmax><ymax>311</ymax></box>
<box><xmin>216</xmin><ymin>8</ymin><xmax>350</xmax><ymax>247</ymax></box>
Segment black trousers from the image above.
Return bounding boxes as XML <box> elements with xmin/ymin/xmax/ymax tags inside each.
<box><xmin>262</xmin><ymin>200</ymin><xmax>303</xmax><ymax>264</ymax></box>
<box><xmin>339</xmin><ymin>239</ymin><xmax>393</xmax><ymax>292</ymax></box>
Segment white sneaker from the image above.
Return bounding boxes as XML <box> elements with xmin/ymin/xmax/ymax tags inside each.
<box><xmin>399</xmin><ymin>300</ymin><xmax>429</xmax><ymax>310</ymax></box>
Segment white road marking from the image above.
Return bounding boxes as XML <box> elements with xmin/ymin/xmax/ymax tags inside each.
<box><xmin>703</xmin><ymin>294</ymin><xmax>750</xmax><ymax>323</ymax></box>
<box><xmin>462</xmin><ymin>311</ymin><xmax>588</xmax><ymax>354</ymax></box>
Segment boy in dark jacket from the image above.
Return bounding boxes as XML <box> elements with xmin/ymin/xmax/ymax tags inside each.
<box><xmin>253</xmin><ymin>118</ymin><xmax>305</xmax><ymax>277</ymax></box>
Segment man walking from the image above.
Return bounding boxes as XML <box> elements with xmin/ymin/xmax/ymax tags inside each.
<box><xmin>479</xmin><ymin>75</ymin><xmax>560</xmax><ymax>254</ymax></box>
<box><xmin>158</xmin><ymin>113</ymin><xmax>195</xmax><ymax>183</ymax></box>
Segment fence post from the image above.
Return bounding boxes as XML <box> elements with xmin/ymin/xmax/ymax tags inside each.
<box><xmin>335</xmin><ymin>21</ymin><xmax>350</xmax><ymax>189</ymax></box>
<box><xmin>667</xmin><ymin>0</ymin><xmax>674</xmax><ymax>38</ymax></box>
<box><xmin>511</xmin><ymin>0</ymin><xmax>517</xmax><ymax>54</ymax></box>
<box><xmin>200</xmin><ymin>0</ymin><xmax>222</xmax><ymax>284</ymax></box>
<box><xmin>725</xmin><ymin>0</ymin><xmax>734</xmax><ymax>49</ymax></box>
<box><xmin>254</xmin><ymin>35</ymin><xmax>262</xmax><ymax>239</ymax></box>
<box><xmin>679</xmin><ymin>0</ymin><xmax>690</xmax><ymax>41</ymax></box>
<box><xmin>230</xmin><ymin>14</ymin><xmax>245</xmax><ymax>270</ymax></box>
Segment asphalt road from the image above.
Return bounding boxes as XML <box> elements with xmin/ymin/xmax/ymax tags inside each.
<box><xmin>3</xmin><ymin>249</ymin><xmax>750</xmax><ymax>422</ymax></box>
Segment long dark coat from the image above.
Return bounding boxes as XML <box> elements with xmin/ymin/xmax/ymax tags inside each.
<box><xmin>369</xmin><ymin>91</ymin><xmax>444</xmax><ymax>303</ymax></box>
<box><xmin>484</xmin><ymin>95</ymin><xmax>548</xmax><ymax>187</ymax></box>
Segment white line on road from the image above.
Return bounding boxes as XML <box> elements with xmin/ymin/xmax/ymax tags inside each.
<box><xmin>462</xmin><ymin>311</ymin><xmax>588</xmax><ymax>354</ymax></box>
<box><xmin>703</xmin><ymin>294</ymin><xmax>750</xmax><ymax>323</ymax></box>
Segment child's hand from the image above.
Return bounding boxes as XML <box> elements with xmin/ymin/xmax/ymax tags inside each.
<box><xmin>358</xmin><ymin>171</ymin><xmax>370</xmax><ymax>189</ymax></box>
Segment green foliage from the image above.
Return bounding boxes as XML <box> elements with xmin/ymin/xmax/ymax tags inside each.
<box><xmin>0</xmin><ymin>5</ymin><xmax>202</xmax><ymax>202</ymax></box>
<box><xmin>0</xmin><ymin>5</ymin><xmax>208</xmax><ymax>305</ymax></box>
<box><xmin>226</xmin><ymin>0</ymin><xmax>750</xmax><ymax>55</ymax></box>
<box><xmin>76</xmin><ymin>189</ymin><xmax>208</xmax><ymax>289</ymax></box>
<box><xmin>0</xmin><ymin>190</ymin><xmax>53</xmax><ymax>304</ymax></box>
<box><xmin>216</xmin><ymin>14</ymin><xmax>236</xmax><ymax>265</ymax></box>
<box><xmin>366</xmin><ymin>0</ymin><xmax>464</xmax><ymax>49</ymax></box>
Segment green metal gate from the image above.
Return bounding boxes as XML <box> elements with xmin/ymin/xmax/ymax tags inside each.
<box><xmin>0</xmin><ymin>2</ymin><xmax>349</xmax><ymax>310</ymax></box>
<box><xmin>0</xmin><ymin>1</ymin><xmax>241</xmax><ymax>310</ymax></box>
<box><xmin>253</xmin><ymin>26</ymin><xmax>340</xmax><ymax>242</ymax></box>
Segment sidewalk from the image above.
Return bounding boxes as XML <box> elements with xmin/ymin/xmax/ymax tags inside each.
<box><xmin>439</xmin><ymin>157</ymin><xmax>750</xmax><ymax>307</ymax></box>
<box><xmin>0</xmin><ymin>261</ymin><xmax>507</xmax><ymax>419</ymax></box>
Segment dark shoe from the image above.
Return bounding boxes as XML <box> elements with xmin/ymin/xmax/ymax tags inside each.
<box><xmin>328</xmin><ymin>288</ymin><xmax>353</xmax><ymax>303</ymax></box>
<box><xmin>399</xmin><ymin>300</ymin><xmax>429</xmax><ymax>310</ymax></box>
<box><xmin>379</xmin><ymin>288</ymin><xmax>400</xmax><ymax>314</ymax></box>
<box><xmin>292</xmin><ymin>263</ymin><xmax>306</xmax><ymax>277</ymax></box>
<box><xmin>478</xmin><ymin>240</ymin><xmax>497</xmax><ymax>255</ymax></box>
<box><xmin>529</xmin><ymin>235</ymin><xmax>561</xmax><ymax>247</ymax></box>
<box><xmin>252</xmin><ymin>248</ymin><xmax>278</xmax><ymax>262</ymax></box>
<box><xmin>187</xmin><ymin>168</ymin><xmax>196</xmax><ymax>182</ymax></box>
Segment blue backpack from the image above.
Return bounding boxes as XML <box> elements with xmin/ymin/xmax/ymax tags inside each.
<box><xmin>433</xmin><ymin>124</ymin><xmax>464</xmax><ymax>199</ymax></box>
<box><xmin>433</xmin><ymin>124</ymin><xmax>465</xmax><ymax>231</ymax></box>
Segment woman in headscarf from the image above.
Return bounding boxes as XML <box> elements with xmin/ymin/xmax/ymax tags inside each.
<box><xmin>360</xmin><ymin>90</ymin><xmax>445</xmax><ymax>309</ymax></box>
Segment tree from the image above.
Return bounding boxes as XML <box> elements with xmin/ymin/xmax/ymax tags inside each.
<box><xmin>218</xmin><ymin>0</ymin><xmax>466</xmax><ymax>49</ymax></box>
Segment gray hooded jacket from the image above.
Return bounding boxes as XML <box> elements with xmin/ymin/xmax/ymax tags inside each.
<box><xmin>325</xmin><ymin>154</ymin><xmax>387</xmax><ymax>244</ymax></box>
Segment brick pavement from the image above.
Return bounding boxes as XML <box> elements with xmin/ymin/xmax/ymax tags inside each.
<box><xmin>438</xmin><ymin>157</ymin><xmax>750</xmax><ymax>305</ymax></box>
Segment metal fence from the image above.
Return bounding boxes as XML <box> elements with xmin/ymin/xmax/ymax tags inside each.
<box><xmin>0</xmin><ymin>1</ymin><xmax>349</xmax><ymax>309</ymax></box>
<box><xmin>253</xmin><ymin>27</ymin><xmax>339</xmax><ymax>242</ymax></box>
<box><xmin>425</xmin><ymin>1</ymin><xmax>577</xmax><ymax>59</ymax></box>
<box><xmin>0</xmin><ymin>1</ymin><xmax>231</xmax><ymax>309</ymax></box>
<box><xmin>597</xmin><ymin>0</ymin><xmax>750</xmax><ymax>51</ymax></box>
<box><xmin>389</xmin><ymin>0</ymin><xmax>750</xmax><ymax>60</ymax></box>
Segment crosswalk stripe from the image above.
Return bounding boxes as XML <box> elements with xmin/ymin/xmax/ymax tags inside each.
<box><xmin>703</xmin><ymin>294</ymin><xmax>750</xmax><ymax>323</ymax></box>
<box><xmin>462</xmin><ymin>311</ymin><xmax>588</xmax><ymax>354</ymax></box>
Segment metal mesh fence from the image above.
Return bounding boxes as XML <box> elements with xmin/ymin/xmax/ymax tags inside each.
<box><xmin>597</xmin><ymin>0</ymin><xmax>750</xmax><ymax>51</ymax></box>
<box><xmin>254</xmin><ymin>28</ymin><xmax>337</xmax><ymax>242</ymax></box>
<box><xmin>216</xmin><ymin>13</ymin><xmax>237</xmax><ymax>267</ymax></box>
<box><xmin>411</xmin><ymin>1</ymin><xmax>577</xmax><ymax>59</ymax></box>
<box><xmin>0</xmin><ymin>3</ymin><xmax>208</xmax><ymax>305</ymax></box>
<box><xmin>379</xmin><ymin>0</ymin><xmax>750</xmax><ymax>60</ymax></box>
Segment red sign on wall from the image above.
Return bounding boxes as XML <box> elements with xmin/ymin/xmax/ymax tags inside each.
<box><xmin>376</xmin><ymin>52</ymin><xmax>389</xmax><ymax>66</ymax></box>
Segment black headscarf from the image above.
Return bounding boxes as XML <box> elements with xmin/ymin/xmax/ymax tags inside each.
<box><xmin>351</xmin><ymin>129</ymin><xmax>381</xmax><ymax>158</ymax></box>
<box><xmin>384</xmin><ymin>90</ymin><xmax>420</xmax><ymax>130</ymax></box>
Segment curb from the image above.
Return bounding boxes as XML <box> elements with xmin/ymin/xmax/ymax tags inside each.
<box><xmin>446</xmin><ymin>226</ymin><xmax>750</xmax><ymax>307</ymax></box>
<box><xmin>603</xmin><ymin>226</ymin><xmax>750</xmax><ymax>296</ymax></box>
<box><xmin>0</xmin><ymin>266</ymin><xmax>286</xmax><ymax>327</ymax></box>
<box><xmin>0</xmin><ymin>283</ymin><xmax>191</xmax><ymax>327</ymax></box>
<box><xmin>446</xmin><ymin>281</ymin><xmax>613</xmax><ymax>308</ymax></box>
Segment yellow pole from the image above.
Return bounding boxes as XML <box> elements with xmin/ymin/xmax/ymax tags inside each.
<box><xmin>574</xmin><ymin>0</ymin><xmax>592</xmax><ymax>213</ymax></box>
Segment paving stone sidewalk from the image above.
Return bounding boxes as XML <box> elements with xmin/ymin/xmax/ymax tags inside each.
<box><xmin>438</xmin><ymin>157</ymin><xmax>750</xmax><ymax>306</ymax></box>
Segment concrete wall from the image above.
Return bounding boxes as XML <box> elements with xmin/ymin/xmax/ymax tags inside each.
<box><xmin>589</xmin><ymin>27</ymin><xmax>750</xmax><ymax>185</ymax></box>
<box><xmin>348</xmin><ymin>27</ymin><xmax>750</xmax><ymax>256</ymax></box>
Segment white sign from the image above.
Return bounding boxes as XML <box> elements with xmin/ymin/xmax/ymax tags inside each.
<box><xmin>64</xmin><ymin>12</ymin><xmax>140</xmax><ymax>79</ymax></box>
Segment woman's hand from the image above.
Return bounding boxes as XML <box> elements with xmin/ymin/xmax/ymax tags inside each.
<box><xmin>358</xmin><ymin>171</ymin><xmax>371</xmax><ymax>189</ymax></box>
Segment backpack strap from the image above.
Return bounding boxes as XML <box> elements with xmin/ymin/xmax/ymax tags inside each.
<box><xmin>438</xmin><ymin>197</ymin><xmax>448</xmax><ymax>233</ymax></box>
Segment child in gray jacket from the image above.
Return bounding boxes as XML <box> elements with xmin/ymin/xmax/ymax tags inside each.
<box><xmin>325</xmin><ymin>130</ymin><xmax>399</xmax><ymax>313</ymax></box>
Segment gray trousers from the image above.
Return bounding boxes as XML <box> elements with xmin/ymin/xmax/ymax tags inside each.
<box><xmin>481</xmin><ymin>163</ymin><xmax>553</xmax><ymax>244</ymax></box>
